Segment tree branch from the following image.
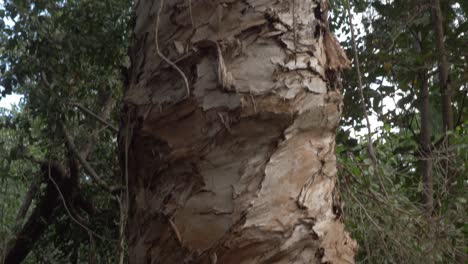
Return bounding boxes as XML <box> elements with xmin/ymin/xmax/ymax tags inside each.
<box><xmin>5</xmin><ymin>161</ymin><xmax>67</xmax><ymax>264</ymax></box>
<box><xmin>60</xmin><ymin>122</ymin><xmax>120</xmax><ymax>193</ymax></box>
<box><xmin>14</xmin><ymin>179</ymin><xmax>40</xmax><ymax>224</ymax></box>
<box><xmin>345</xmin><ymin>0</ymin><xmax>388</xmax><ymax>197</ymax></box>
<box><xmin>70</xmin><ymin>102</ymin><xmax>118</xmax><ymax>133</ymax></box>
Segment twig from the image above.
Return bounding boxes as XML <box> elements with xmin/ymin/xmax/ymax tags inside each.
<box><xmin>155</xmin><ymin>0</ymin><xmax>190</xmax><ymax>98</ymax></box>
<box><xmin>345</xmin><ymin>0</ymin><xmax>388</xmax><ymax>197</ymax></box>
<box><xmin>70</xmin><ymin>102</ymin><xmax>118</xmax><ymax>133</ymax></box>
<box><xmin>41</xmin><ymin>71</ymin><xmax>52</xmax><ymax>87</ymax></box>
<box><xmin>61</xmin><ymin>122</ymin><xmax>120</xmax><ymax>193</ymax></box>
<box><xmin>344</xmin><ymin>181</ymin><xmax>383</xmax><ymax>231</ymax></box>
<box><xmin>359</xmin><ymin>209</ymin><xmax>372</xmax><ymax>263</ymax></box>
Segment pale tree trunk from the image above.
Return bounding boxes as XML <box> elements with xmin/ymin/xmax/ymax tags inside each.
<box><xmin>121</xmin><ymin>0</ymin><xmax>356</xmax><ymax>263</ymax></box>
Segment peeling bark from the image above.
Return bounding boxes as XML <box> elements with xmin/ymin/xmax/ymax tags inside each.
<box><xmin>122</xmin><ymin>0</ymin><xmax>356</xmax><ymax>263</ymax></box>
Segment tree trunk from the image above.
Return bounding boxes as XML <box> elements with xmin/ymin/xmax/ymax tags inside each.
<box><xmin>414</xmin><ymin>33</ymin><xmax>433</xmax><ymax>218</ymax></box>
<box><xmin>431</xmin><ymin>0</ymin><xmax>453</xmax><ymax>189</ymax></box>
<box><xmin>420</xmin><ymin>72</ymin><xmax>433</xmax><ymax>214</ymax></box>
<box><xmin>121</xmin><ymin>0</ymin><xmax>356</xmax><ymax>263</ymax></box>
<box><xmin>431</xmin><ymin>0</ymin><xmax>453</xmax><ymax>133</ymax></box>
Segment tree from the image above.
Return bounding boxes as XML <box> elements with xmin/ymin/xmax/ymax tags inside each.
<box><xmin>0</xmin><ymin>0</ymin><xmax>131</xmax><ymax>262</ymax></box>
<box><xmin>332</xmin><ymin>0</ymin><xmax>467</xmax><ymax>262</ymax></box>
<box><xmin>1</xmin><ymin>0</ymin><xmax>464</xmax><ymax>263</ymax></box>
<box><xmin>120</xmin><ymin>0</ymin><xmax>356</xmax><ymax>263</ymax></box>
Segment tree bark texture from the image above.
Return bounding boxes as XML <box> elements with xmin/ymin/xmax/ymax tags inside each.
<box><xmin>122</xmin><ymin>0</ymin><xmax>356</xmax><ymax>263</ymax></box>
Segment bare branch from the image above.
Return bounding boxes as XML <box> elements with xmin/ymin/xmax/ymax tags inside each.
<box><xmin>70</xmin><ymin>102</ymin><xmax>118</xmax><ymax>133</ymax></box>
<box><xmin>345</xmin><ymin>0</ymin><xmax>388</xmax><ymax>197</ymax></box>
<box><xmin>61</xmin><ymin>122</ymin><xmax>121</xmax><ymax>193</ymax></box>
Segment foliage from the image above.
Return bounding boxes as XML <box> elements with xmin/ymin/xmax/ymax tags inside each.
<box><xmin>0</xmin><ymin>0</ymin><xmax>132</xmax><ymax>262</ymax></box>
<box><xmin>337</xmin><ymin>123</ymin><xmax>467</xmax><ymax>263</ymax></box>
<box><xmin>330</xmin><ymin>0</ymin><xmax>467</xmax><ymax>134</ymax></box>
<box><xmin>331</xmin><ymin>0</ymin><xmax>467</xmax><ymax>262</ymax></box>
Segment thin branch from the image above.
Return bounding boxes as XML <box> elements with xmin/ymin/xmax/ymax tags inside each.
<box><xmin>345</xmin><ymin>0</ymin><xmax>388</xmax><ymax>197</ymax></box>
<box><xmin>41</xmin><ymin>71</ymin><xmax>52</xmax><ymax>88</ymax></box>
<box><xmin>70</xmin><ymin>102</ymin><xmax>118</xmax><ymax>133</ymax></box>
<box><xmin>155</xmin><ymin>0</ymin><xmax>190</xmax><ymax>98</ymax></box>
<box><xmin>385</xmin><ymin>4</ymin><xmax>430</xmax><ymax>52</ymax></box>
<box><xmin>61</xmin><ymin>122</ymin><xmax>120</xmax><ymax>193</ymax></box>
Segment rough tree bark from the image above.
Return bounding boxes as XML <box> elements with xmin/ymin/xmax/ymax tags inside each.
<box><xmin>121</xmin><ymin>0</ymin><xmax>356</xmax><ymax>263</ymax></box>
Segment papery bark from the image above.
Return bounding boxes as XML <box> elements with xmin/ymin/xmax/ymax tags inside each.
<box><xmin>121</xmin><ymin>0</ymin><xmax>356</xmax><ymax>263</ymax></box>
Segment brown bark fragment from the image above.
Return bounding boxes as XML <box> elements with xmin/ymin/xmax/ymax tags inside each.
<box><xmin>324</xmin><ymin>31</ymin><xmax>351</xmax><ymax>70</ymax></box>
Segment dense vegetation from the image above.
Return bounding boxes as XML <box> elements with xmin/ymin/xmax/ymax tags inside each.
<box><xmin>331</xmin><ymin>0</ymin><xmax>467</xmax><ymax>262</ymax></box>
<box><xmin>0</xmin><ymin>0</ymin><xmax>131</xmax><ymax>262</ymax></box>
<box><xmin>0</xmin><ymin>0</ymin><xmax>466</xmax><ymax>263</ymax></box>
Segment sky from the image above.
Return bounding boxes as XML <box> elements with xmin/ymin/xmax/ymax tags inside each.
<box><xmin>0</xmin><ymin>93</ymin><xmax>23</xmax><ymax>110</ymax></box>
<box><xmin>0</xmin><ymin>0</ymin><xmax>20</xmax><ymax>110</ymax></box>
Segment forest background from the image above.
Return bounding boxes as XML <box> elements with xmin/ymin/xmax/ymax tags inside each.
<box><xmin>0</xmin><ymin>0</ymin><xmax>466</xmax><ymax>263</ymax></box>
